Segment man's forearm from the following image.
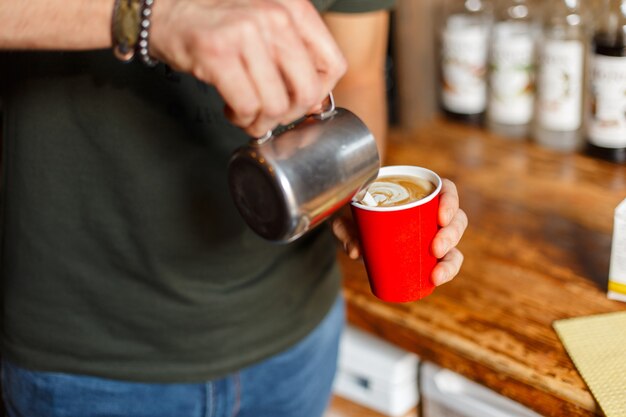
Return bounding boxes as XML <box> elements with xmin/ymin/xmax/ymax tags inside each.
<box><xmin>332</xmin><ymin>75</ymin><xmax>387</xmax><ymax>162</ymax></box>
<box><xmin>0</xmin><ymin>0</ymin><xmax>112</xmax><ymax>49</ymax></box>
<box><xmin>324</xmin><ymin>11</ymin><xmax>389</xmax><ymax>162</ymax></box>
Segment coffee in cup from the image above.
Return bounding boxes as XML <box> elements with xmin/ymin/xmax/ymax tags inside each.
<box><xmin>366</xmin><ymin>176</ymin><xmax>436</xmax><ymax>208</ymax></box>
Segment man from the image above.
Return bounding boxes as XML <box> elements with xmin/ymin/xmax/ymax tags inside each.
<box><xmin>0</xmin><ymin>1</ymin><xmax>467</xmax><ymax>416</ymax></box>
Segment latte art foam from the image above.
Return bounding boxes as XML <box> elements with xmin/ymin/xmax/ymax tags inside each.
<box><xmin>366</xmin><ymin>175</ymin><xmax>435</xmax><ymax>207</ymax></box>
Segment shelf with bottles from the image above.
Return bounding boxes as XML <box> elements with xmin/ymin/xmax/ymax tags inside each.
<box><xmin>437</xmin><ymin>0</ymin><xmax>626</xmax><ymax>164</ymax></box>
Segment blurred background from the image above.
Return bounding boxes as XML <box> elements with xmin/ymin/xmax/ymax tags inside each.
<box><xmin>329</xmin><ymin>1</ymin><xmax>626</xmax><ymax>416</ymax></box>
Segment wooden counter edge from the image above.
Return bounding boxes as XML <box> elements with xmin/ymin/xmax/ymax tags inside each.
<box><xmin>343</xmin><ymin>286</ymin><xmax>599</xmax><ymax>417</ymax></box>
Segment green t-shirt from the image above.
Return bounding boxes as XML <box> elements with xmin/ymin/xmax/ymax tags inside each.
<box><xmin>0</xmin><ymin>0</ymin><xmax>393</xmax><ymax>382</ymax></box>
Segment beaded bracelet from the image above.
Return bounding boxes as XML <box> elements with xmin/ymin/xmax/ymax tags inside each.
<box><xmin>138</xmin><ymin>0</ymin><xmax>159</xmax><ymax>67</ymax></box>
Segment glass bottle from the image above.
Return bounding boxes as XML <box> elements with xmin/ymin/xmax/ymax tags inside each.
<box><xmin>534</xmin><ymin>0</ymin><xmax>590</xmax><ymax>152</ymax></box>
<box><xmin>586</xmin><ymin>0</ymin><xmax>626</xmax><ymax>163</ymax></box>
<box><xmin>487</xmin><ymin>0</ymin><xmax>538</xmax><ymax>138</ymax></box>
<box><xmin>439</xmin><ymin>0</ymin><xmax>492</xmax><ymax>125</ymax></box>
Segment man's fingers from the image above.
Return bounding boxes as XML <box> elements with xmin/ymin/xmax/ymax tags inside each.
<box><xmin>211</xmin><ymin>57</ymin><xmax>261</xmax><ymax>130</ymax></box>
<box><xmin>254</xmin><ymin>0</ymin><xmax>343</xmax><ymax>125</ymax></box>
<box><xmin>431</xmin><ymin>208</ymin><xmax>468</xmax><ymax>258</ymax></box>
<box><xmin>274</xmin><ymin>0</ymin><xmax>346</xmax><ymax>103</ymax></box>
<box><xmin>240</xmin><ymin>28</ymin><xmax>290</xmax><ymax>136</ymax></box>
<box><xmin>331</xmin><ymin>217</ymin><xmax>361</xmax><ymax>260</ymax></box>
<box><xmin>432</xmin><ymin>247</ymin><xmax>464</xmax><ymax>286</ymax></box>
<box><xmin>439</xmin><ymin>178</ymin><xmax>460</xmax><ymax>227</ymax></box>
<box><xmin>271</xmin><ymin>26</ymin><xmax>323</xmax><ymax>125</ymax></box>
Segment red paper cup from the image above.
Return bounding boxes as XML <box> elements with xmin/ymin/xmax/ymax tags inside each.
<box><xmin>351</xmin><ymin>166</ymin><xmax>442</xmax><ymax>303</ymax></box>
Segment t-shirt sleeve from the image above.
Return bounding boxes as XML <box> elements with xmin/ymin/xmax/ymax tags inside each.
<box><xmin>326</xmin><ymin>0</ymin><xmax>395</xmax><ymax>13</ymax></box>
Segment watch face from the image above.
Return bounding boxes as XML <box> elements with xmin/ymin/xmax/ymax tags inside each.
<box><xmin>113</xmin><ymin>0</ymin><xmax>141</xmax><ymax>61</ymax></box>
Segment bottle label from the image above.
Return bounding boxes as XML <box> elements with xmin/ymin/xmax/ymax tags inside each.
<box><xmin>441</xmin><ymin>16</ymin><xmax>489</xmax><ymax>114</ymax></box>
<box><xmin>488</xmin><ymin>23</ymin><xmax>535</xmax><ymax>125</ymax></box>
<box><xmin>537</xmin><ymin>40</ymin><xmax>584</xmax><ymax>131</ymax></box>
<box><xmin>589</xmin><ymin>54</ymin><xmax>626</xmax><ymax>148</ymax></box>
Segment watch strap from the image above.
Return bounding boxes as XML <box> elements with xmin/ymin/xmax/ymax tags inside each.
<box><xmin>111</xmin><ymin>0</ymin><xmax>141</xmax><ymax>62</ymax></box>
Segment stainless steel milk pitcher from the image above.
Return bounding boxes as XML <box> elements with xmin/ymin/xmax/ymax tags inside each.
<box><xmin>228</xmin><ymin>94</ymin><xmax>380</xmax><ymax>243</ymax></box>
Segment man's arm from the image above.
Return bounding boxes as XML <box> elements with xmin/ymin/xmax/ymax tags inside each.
<box><xmin>0</xmin><ymin>0</ymin><xmax>346</xmax><ymax>137</ymax></box>
<box><xmin>0</xmin><ymin>1</ymin><xmax>112</xmax><ymax>50</ymax></box>
<box><xmin>324</xmin><ymin>10</ymin><xmax>389</xmax><ymax>161</ymax></box>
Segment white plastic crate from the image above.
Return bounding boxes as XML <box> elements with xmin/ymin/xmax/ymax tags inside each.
<box><xmin>421</xmin><ymin>362</ymin><xmax>543</xmax><ymax>417</ymax></box>
<box><xmin>333</xmin><ymin>325</ymin><xmax>419</xmax><ymax>417</ymax></box>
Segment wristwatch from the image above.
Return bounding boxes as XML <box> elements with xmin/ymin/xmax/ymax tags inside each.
<box><xmin>111</xmin><ymin>0</ymin><xmax>142</xmax><ymax>62</ymax></box>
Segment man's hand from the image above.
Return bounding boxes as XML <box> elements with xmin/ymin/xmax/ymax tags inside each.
<box><xmin>429</xmin><ymin>179</ymin><xmax>467</xmax><ymax>286</ymax></box>
<box><xmin>150</xmin><ymin>0</ymin><xmax>347</xmax><ymax>137</ymax></box>
<box><xmin>332</xmin><ymin>179</ymin><xmax>468</xmax><ymax>286</ymax></box>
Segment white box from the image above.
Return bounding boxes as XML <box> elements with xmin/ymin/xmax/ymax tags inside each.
<box><xmin>608</xmin><ymin>198</ymin><xmax>626</xmax><ymax>303</ymax></box>
<box><xmin>333</xmin><ymin>325</ymin><xmax>419</xmax><ymax>417</ymax></box>
<box><xmin>420</xmin><ymin>362</ymin><xmax>542</xmax><ymax>417</ymax></box>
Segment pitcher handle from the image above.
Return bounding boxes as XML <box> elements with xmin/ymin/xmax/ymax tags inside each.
<box><xmin>253</xmin><ymin>92</ymin><xmax>336</xmax><ymax>145</ymax></box>
<box><xmin>314</xmin><ymin>93</ymin><xmax>336</xmax><ymax>121</ymax></box>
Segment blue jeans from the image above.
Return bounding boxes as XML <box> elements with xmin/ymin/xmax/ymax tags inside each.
<box><xmin>1</xmin><ymin>297</ymin><xmax>344</xmax><ymax>417</ymax></box>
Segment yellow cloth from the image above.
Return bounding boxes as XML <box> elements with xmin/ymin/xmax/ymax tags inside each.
<box><xmin>553</xmin><ymin>311</ymin><xmax>626</xmax><ymax>417</ymax></box>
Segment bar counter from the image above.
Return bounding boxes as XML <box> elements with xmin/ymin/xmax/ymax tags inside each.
<box><xmin>339</xmin><ymin>119</ymin><xmax>626</xmax><ymax>417</ymax></box>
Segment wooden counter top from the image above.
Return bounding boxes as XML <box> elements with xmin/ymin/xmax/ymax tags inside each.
<box><xmin>340</xmin><ymin>119</ymin><xmax>626</xmax><ymax>417</ymax></box>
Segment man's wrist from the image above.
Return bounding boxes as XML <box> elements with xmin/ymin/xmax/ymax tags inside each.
<box><xmin>146</xmin><ymin>0</ymin><xmax>174</xmax><ymax>64</ymax></box>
